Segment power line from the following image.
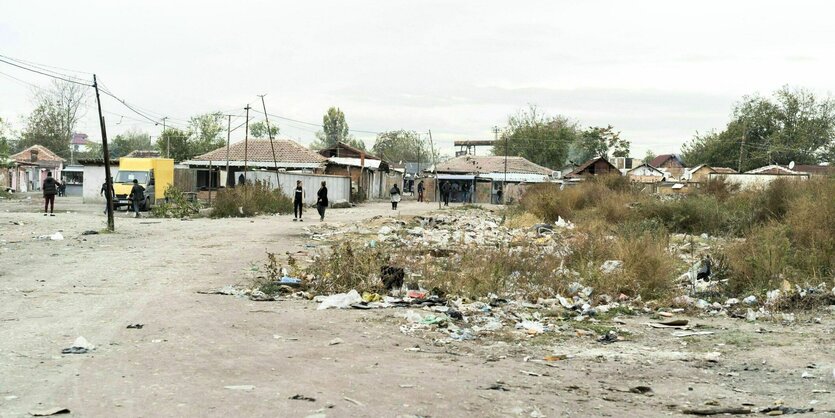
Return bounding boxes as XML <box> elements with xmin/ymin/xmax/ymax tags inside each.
<box><xmin>0</xmin><ymin>56</ymin><xmax>92</xmax><ymax>87</ymax></box>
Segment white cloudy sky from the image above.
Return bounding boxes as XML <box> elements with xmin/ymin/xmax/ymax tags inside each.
<box><xmin>1</xmin><ymin>0</ymin><xmax>833</xmax><ymax>158</ymax></box>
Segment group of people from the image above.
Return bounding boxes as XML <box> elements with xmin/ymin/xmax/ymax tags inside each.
<box><xmin>293</xmin><ymin>180</ymin><xmax>329</xmax><ymax>222</ymax></box>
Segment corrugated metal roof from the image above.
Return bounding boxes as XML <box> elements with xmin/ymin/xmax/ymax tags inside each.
<box><xmin>327</xmin><ymin>157</ymin><xmax>382</xmax><ymax>169</ymax></box>
<box><xmin>478</xmin><ymin>172</ymin><xmax>551</xmax><ymax>182</ymax></box>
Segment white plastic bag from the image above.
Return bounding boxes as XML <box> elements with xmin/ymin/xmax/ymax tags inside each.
<box><xmin>317</xmin><ymin>289</ymin><xmax>362</xmax><ymax>310</ymax></box>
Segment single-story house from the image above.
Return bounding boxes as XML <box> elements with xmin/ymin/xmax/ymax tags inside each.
<box><xmin>784</xmin><ymin>164</ymin><xmax>834</xmax><ymax>177</ymax></box>
<box><xmin>650</xmin><ymin>154</ymin><xmax>686</xmax><ymax>179</ymax></box>
<box><xmin>710</xmin><ymin>164</ymin><xmax>810</xmax><ymax>189</ymax></box>
<box><xmin>9</xmin><ymin>145</ymin><xmax>66</xmax><ymax>192</ymax></box>
<box><xmin>428</xmin><ymin>155</ymin><xmax>554</xmax><ymax>204</ymax></box>
<box><xmin>565</xmin><ymin>157</ymin><xmax>619</xmax><ymax>179</ymax></box>
<box><xmin>77</xmin><ymin>158</ymin><xmax>120</xmax><ymax>203</ymax></box>
<box><xmin>627</xmin><ymin>163</ymin><xmax>665</xmax><ymax>183</ymax></box>
<box><xmin>183</xmin><ymin>138</ymin><xmax>327</xmax><ymax>189</ymax></box>
<box><xmin>320</xmin><ymin>142</ymin><xmax>397</xmax><ymax>201</ymax></box>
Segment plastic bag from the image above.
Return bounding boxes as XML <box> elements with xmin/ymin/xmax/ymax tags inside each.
<box><xmin>317</xmin><ymin>289</ymin><xmax>362</xmax><ymax>310</ymax></box>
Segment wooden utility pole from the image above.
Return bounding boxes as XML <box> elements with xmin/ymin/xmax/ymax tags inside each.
<box><xmin>208</xmin><ymin>159</ymin><xmax>213</xmax><ymax>205</ymax></box>
<box><xmin>428</xmin><ymin>130</ymin><xmax>440</xmax><ymax>209</ymax></box>
<box><xmin>497</xmin><ymin>126</ymin><xmax>506</xmax><ymax>205</ymax></box>
<box><xmin>243</xmin><ymin>105</ymin><xmax>251</xmax><ymax>183</ymax></box>
<box><xmin>738</xmin><ymin>123</ymin><xmax>746</xmax><ymax>173</ymax></box>
<box><xmin>258</xmin><ymin>95</ymin><xmax>281</xmax><ymax>188</ymax></box>
<box><xmin>93</xmin><ymin>74</ymin><xmax>115</xmax><ymax>232</ymax></box>
<box><xmin>225</xmin><ymin>114</ymin><xmax>231</xmax><ymax>187</ymax></box>
<box><xmin>161</xmin><ymin>117</ymin><xmax>169</xmax><ymax>158</ymax></box>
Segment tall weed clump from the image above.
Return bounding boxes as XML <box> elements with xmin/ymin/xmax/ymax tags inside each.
<box><xmin>151</xmin><ymin>186</ymin><xmax>202</xmax><ymax>218</ymax></box>
<box><xmin>211</xmin><ymin>181</ymin><xmax>293</xmax><ymax>218</ymax></box>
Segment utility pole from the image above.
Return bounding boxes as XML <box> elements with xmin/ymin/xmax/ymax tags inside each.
<box><xmin>258</xmin><ymin>95</ymin><xmax>281</xmax><ymax>188</ymax></box>
<box><xmin>497</xmin><ymin>126</ymin><xmax>506</xmax><ymax>205</ymax></box>
<box><xmin>93</xmin><ymin>74</ymin><xmax>115</xmax><ymax>232</ymax></box>
<box><xmin>243</xmin><ymin>105</ymin><xmax>251</xmax><ymax>183</ymax></box>
<box><xmin>161</xmin><ymin>117</ymin><xmax>169</xmax><ymax>158</ymax></box>
<box><xmin>428</xmin><ymin>130</ymin><xmax>440</xmax><ymax>210</ymax></box>
<box><xmin>738</xmin><ymin>122</ymin><xmax>746</xmax><ymax>172</ymax></box>
<box><xmin>225</xmin><ymin>114</ymin><xmax>232</xmax><ymax>187</ymax></box>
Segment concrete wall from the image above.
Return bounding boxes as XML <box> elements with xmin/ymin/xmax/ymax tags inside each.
<box><xmin>709</xmin><ymin>173</ymin><xmax>809</xmax><ymax>189</ymax></box>
<box><xmin>245</xmin><ymin>170</ymin><xmax>351</xmax><ymax>206</ymax></box>
<box><xmin>82</xmin><ymin>165</ymin><xmax>120</xmax><ymax>203</ymax></box>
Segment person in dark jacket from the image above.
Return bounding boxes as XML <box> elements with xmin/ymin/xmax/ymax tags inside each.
<box><xmin>128</xmin><ymin>179</ymin><xmax>145</xmax><ymax>218</ymax></box>
<box><xmin>390</xmin><ymin>184</ymin><xmax>401</xmax><ymax>210</ymax></box>
<box><xmin>440</xmin><ymin>181</ymin><xmax>451</xmax><ymax>207</ymax></box>
<box><xmin>293</xmin><ymin>180</ymin><xmax>304</xmax><ymax>222</ymax></box>
<box><xmin>100</xmin><ymin>181</ymin><xmax>115</xmax><ymax>214</ymax></box>
<box><xmin>316</xmin><ymin>181</ymin><xmax>328</xmax><ymax>221</ymax></box>
<box><xmin>42</xmin><ymin>172</ymin><xmax>60</xmax><ymax>216</ymax></box>
<box><xmin>417</xmin><ymin>180</ymin><xmax>424</xmax><ymax>202</ymax></box>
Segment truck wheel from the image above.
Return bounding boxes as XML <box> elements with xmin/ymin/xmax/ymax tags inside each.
<box><xmin>143</xmin><ymin>197</ymin><xmax>151</xmax><ymax>211</ymax></box>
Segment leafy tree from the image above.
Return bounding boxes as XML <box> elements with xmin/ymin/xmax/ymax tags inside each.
<box><xmin>683</xmin><ymin>86</ymin><xmax>835</xmax><ymax>171</ymax></box>
<box><xmin>642</xmin><ymin>150</ymin><xmax>656</xmax><ymax>165</ymax></box>
<box><xmin>189</xmin><ymin>112</ymin><xmax>226</xmax><ymax>157</ymax></box>
<box><xmin>0</xmin><ymin>117</ymin><xmax>11</xmax><ymax>165</ymax></box>
<box><xmin>311</xmin><ymin>107</ymin><xmax>366</xmax><ymax>150</ymax></box>
<box><xmin>18</xmin><ymin>80</ymin><xmax>88</xmax><ymax>160</ymax></box>
<box><xmin>573</xmin><ymin>125</ymin><xmax>630</xmax><ymax>162</ymax></box>
<box><xmin>111</xmin><ymin>129</ymin><xmax>152</xmax><ymax>158</ymax></box>
<box><xmin>493</xmin><ymin>106</ymin><xmax>578</xmax><ymax>169</ymax></box>
<box><xmin>372</xmin><ymin>130</ymin><xmax>434</xmax><ymax>162</ymax></box>
<box><xmin>249</xmin><ymin>121</ymin><xmax>279</xmax><ymax>138</ymax></box>
<box><xmin>155</xmin><ymin>128</ymin><xmax>191</xmax><ymax>161</ymax></box>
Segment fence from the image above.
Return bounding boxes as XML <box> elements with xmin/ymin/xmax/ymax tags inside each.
<box><xmin>244</xmin><ymin>171</ymin><xmax>351</xmax><ymax>206</ymax></box>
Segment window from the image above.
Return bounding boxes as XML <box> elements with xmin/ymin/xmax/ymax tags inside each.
<box><xmin>114</xmin><ymin>171</ymin><xmax>149</xmax><ymax>184</ymax></box>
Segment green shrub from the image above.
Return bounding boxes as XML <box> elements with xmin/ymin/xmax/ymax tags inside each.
<box><xmin>211</xmin><ymin>181</ymin><xmax>293</xmax><ymax>218</ymax></box>
<box><xmin>151</xmin><ymin>186</ymin><xmax>201</xmax><ymax>218</ymax></box>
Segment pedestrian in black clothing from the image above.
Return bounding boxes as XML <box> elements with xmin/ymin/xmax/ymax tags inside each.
<box><xmin>293</xmin><ymin>180</ymin><xmax>304</xmax><ymax>221</ymax></box>
<box><xmin>100</xmin><ymin>181</ymin><xmax>115</xmax><ymax>214</ymax></box>
<box><xmin>316</xmin><ymin>181</ymin><xmax>328</xmax><ymax>221</ymax></box>
<box><xmin>417</xmin><ymin>180</ymin><xmax>425</xmax><ymax>202</ymax></box>
<box><xmin>42</xmin><ymin>172</ymin><xmax>60</xmax><ymax>216</ymax></box>
<box><xmin>390</xmin><ymin>184</ymin><xmax>401</xmax><ymax>210</ymax></box>
<box><xmin>440</xmin><ymin>181</ymin><xmax>451</xmax><ymax>207</ymax></box>
<box><xmin>128</xmin><ymin>179</ymin><xmax>145</xmax><ymax>218</ymax></box>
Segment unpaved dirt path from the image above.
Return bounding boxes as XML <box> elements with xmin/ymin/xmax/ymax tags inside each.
<box><xmin>1</xmin><ymin>196</ymin><xmax>833</xmax><ymax>417</ymax></box>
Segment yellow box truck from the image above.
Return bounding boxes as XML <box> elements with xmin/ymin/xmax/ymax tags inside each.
<box><xmin>113</xmin><ymin>158</ymin><xmax>174</xmax><ymax>210</ymax></box>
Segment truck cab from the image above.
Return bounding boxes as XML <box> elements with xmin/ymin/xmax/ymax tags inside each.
<box><xmin>113</xmin><ymin>158</ymin><xmax>174</xmax><ymax>210</ymax></box>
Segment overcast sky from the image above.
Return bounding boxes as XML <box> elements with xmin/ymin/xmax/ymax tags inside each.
<box><xmin>2</xmin><ymin>0</ymin><xmax>834</xmax><ymax>158</ymax></box>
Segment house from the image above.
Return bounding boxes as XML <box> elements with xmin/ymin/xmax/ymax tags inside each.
<box><xmin>319</xmin><ymin>142</ymin><xmax>397</xmax><ymax>201</ymax></box>
<box><xmin>612</xmin><ymin>157</ymin><xmax>642</xmax><ymax>170</ymax></box>
<box><xmin>709</xmin><ymin>164</ymin><xmax>809</xmax><ymax>189</ymax></box>
<box><xmin>431</xmin><ymin>155</ymin><xmax>554</xmax><ymax>204</ymax></box>
<box><xmin>9</xmin><ymin>145</ymin><xmax>66</xmax><ymax>192</ymax></box>
<box><xmin>746</xmin><ymin>165</ymin><xmax>804</xmax><ymax>175</ymax></box>
<box><xmin>650</xmin><ymin>154</ymin><xmax>686</xmax><ymax>179</ymax></box>
<box><xmin>183</xmin><ymin>138</ymin><xmax>327</xmax><ymax>189</ymax></box>
<box><xmin>787</xmin><ymin>164</ymin><xmax>834</xmax><ymax>177</ymax></box>
<box><xmin>626</xmin><ymin>163</ymin><xmax>665</xmax><ymax>183</ymax></box>
<box><xmin>556</xmin><ymin>162</ymin><xmax>579</xmax><ymax>179</ymax></box>
<box><xmin>564</xmin><ymin>157</ymin><xmax>619</xmax><ymax>178</ymax></box>
<box><xmin>712</xmin><ymin>167</ymin><xmax>738</xmax><ymax>174</ymax></box>
<box><xmin>70</xmin><ymin>133</ymin><xmax>93</xmax><ymax>163</ymax></box>
<box><xmin>77</xmin><ymin>158</ymin><xmax>120</xmax><ymax>203</ymax></box>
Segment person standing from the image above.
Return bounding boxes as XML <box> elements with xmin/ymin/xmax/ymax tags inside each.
<box><xmin>100</xmin><ymin>181</ymin><xmax>115</xmax><ymax>214</ymax></box>
<box><xmin>417</xmin><ymin>180</ymin><xmax>424</xmax><ymax>202</ymax></box>
<box><xmin>42</xmin><ymin>171</ymin><xmax>60</xmax><ymax>216</ymax></box>
<box><xmin>293</xmin><ymin>180</ymin><xmax>305</xmax><ymax>222</ymax></box>
<box><xmin>441</xmin><ymin>181</ymin><xmax>451</xmax><ymax>207</ymax></box>
<box><xmin>461</xmin><ymin>182</ymin><xmax>471</xmax><ymax>204</ymax></box>
<box><xmin>390</xmin><ymin>184</ymin><xmax>401</xmax><ymax>210</ymax></box>
<box><xmin>128</xmin><ymin>179</ymin><xmax>145</xmax><ymax>218</ymax></box>
<box><xmin>316</xmin><ymin>181</ymin><xmax>328</xmax><ymax>222</ymax></box>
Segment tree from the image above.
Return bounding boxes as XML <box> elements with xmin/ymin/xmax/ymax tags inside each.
<box><xmin>372</xmin><ymin>130</ymin><xmax>434</xmax><ymax>162</ymax></box>
<box><xmin>188</xmin><ymin>112</ymin><xmax>226</xmax><ymax>157</ymax></box>
<box><xmin>683</xmin><ymin>86</ymin><xmax>835</xmax><ymax>171</ymax></box>
<box><xmin>311</xmin><ymin>107</ymin><xmax>366</xmax><ymax>150</ymax></box>
<box><xmin>573</xmin><ymin>125</ymin><xmax>630</xmax><ymax>162</ymax></box>
<box><xmin>155</xmin><ymin>128</ymin><xmax>191</xmax><ymax>161</ymax></box>
<box><xmin>492</xmin><ymin>106</ymin><xmax>578</xmax><ymax>169</ymax></box>
<box><xmin>642</xmin><ymin>150</ymin><xmax>656</xmax><ymax>165</ymax></box>
<box><xmin>111</xmin><ymin>129</ymin><xmax>152</xmax><ymax>158</ymax></box>
<box><xmin>18</xmin><ymin>80</ymin><xmax>88</xmax><ymax>160</ymax></box>
<box><xmin>249</xmin><ymin>121</ymin><xmax>279</xmax><ymax>138</ymax></box>
<box><xmin>0</xmin><ymin>117</ymin><xmax>11</xmax><ymax>165</ymax></box>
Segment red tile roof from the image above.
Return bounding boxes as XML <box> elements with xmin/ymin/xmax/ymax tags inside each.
<box><xmin>650</xmin><ymin>154</ymin><xmax>684</xmax><ymax>168</ymax></box>
<box><xmin>565</xmin><ymin>156</ymin><xmax>619</xmax><ymax>178</ymax></box>
<box><xmin>11</xmin><ymin>145</ymin><xmax>66</xmax><ymax>163</ymax></box>
<box><xmin>192</xmin><ymin>138</ymin><xmax>326</xmax><ymax>164</ymax></box>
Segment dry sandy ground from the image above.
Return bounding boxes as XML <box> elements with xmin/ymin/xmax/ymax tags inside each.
<box><xmin>0</xmin><ymin>195</ymin><xmax>833</xmax><ymax>418</ymax></box>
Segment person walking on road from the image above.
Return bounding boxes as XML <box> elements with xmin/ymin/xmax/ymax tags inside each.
<box><xmin>316</xmin><ymin>181</ymin><xmax>328</xmax><ymax>222</ymax></box>
<box><xmin>417</xmin><ymin>180</ymin><xmax>424</xmax><ymax>202</ymax></box>
<box><xmin>441</xmin><ymin>181</ymin><xmax>451</xmax><ymax>207</ymax></box>
<box><xmin>100</xmin><ymin>181</ymin><xmax>115</xmax><ymax>214</ymax></box>
<box><xmin>390</xmin><ymin>184</ymin><xmax>401</xmax><ymax>210</ymax></box>
<box><xmin>128</xmin><ymin>179</ymin><xmax>145</xmax><ymax>218</ymax></box>
<box><xmin>293</xmin><ymin>180</ymin><xmax>305</xmax><ymax>222</ymax></box>
<box><xmin>42</xmin><ymin>172</ymin><xmax>60</xmax><ymax>216</ymax></box>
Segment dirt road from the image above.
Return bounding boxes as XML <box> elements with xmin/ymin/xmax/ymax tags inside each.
<box><xmin>1</xmin><ymin>196</ymin><xmax>832</xmax><ymax>417</ymax></box>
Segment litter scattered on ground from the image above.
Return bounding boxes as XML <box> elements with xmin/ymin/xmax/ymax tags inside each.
<box><xmin>126</xmin><ymin>323</ymin><xmax>144</xmax><ymax>329</ymax></box>
<box><xmin>290</xmin><ymin>394</ymin><xmax>316</xmax><ymax>402</ymax></box>
<box><xmin>61</xmin><ymin>336</ymin><xmax>94</xmax><ymax>354</ymax></box>
<box><xmin>328</xmin><ymin>338</ymin><xmax>343</xmax><ymax>346</ymax></box>
<box><xmin>317</xmin><ymin>290</ymin><xmax>362</xmax><ymax>310</ymax></box>
<box><xmin>35</xmin><ymin>232</ymin><xmax>64</xmax><ymax>241</ymax></box>
<box><xmin>224</xmin><ymin>385</ymin><xmax>255</xmax><ymax>391</ymax></box>
<box><xmin>343</xmin><ymin>396</ymin><xmax>363</xmax><ymax>406</ymax></box>
<box><xmin>81</xmin><ymin>230</ymin><xmax>99</xmax><ymax>235</ymax></box>
<box><xmin>681</xmin><ymin>406</ymin><xmax>752</xmax><ymax>415</ymax></box>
